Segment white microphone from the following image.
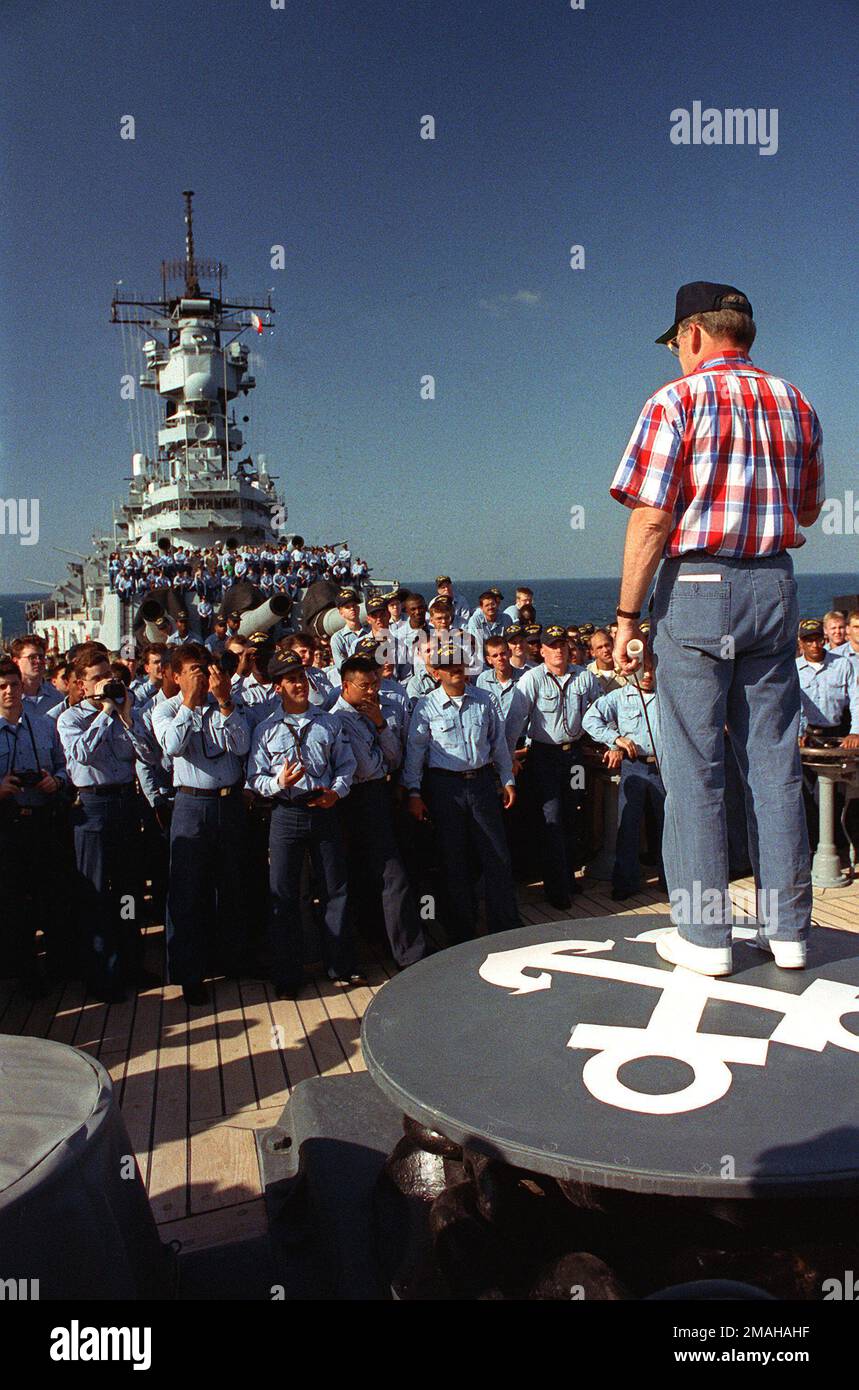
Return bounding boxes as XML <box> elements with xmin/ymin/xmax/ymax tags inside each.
<box><xmin>626</xmin><ymin>638</ymin><xmax>644</xmax><ymax>672</ymax></box>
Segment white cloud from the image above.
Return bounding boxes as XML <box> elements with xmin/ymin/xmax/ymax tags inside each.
<box><xmin>479</xmin><ymin>289</ymin><xmax>543</xmax><ymax>317</ymax></box>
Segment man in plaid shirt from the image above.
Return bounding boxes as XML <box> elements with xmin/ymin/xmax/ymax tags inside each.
<box><xmin>611</xmin><ymin>282</ymin><xmax>823</xmax><ymax>976</ymax></box>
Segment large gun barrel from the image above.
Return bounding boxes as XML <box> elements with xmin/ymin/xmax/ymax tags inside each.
<box><xmin>138</xmin><ymin>598</ymin><xmax>175</xmax><ymax>644</ymax></box>
<box><xmin>237</xmin><ymin>594</ymin><xmax>293</xmax><ymax>638</ymax></box>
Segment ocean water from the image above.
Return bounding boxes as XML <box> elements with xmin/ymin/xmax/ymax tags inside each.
<box><xmin>405</xmin><ymin>572</ymin><xmax>859</xmax><ymax>629</ymax></box>
<box><xmin>3</xmin><ymin>571</ymin><xmax>858</xmax><ymax>644</ymax></box>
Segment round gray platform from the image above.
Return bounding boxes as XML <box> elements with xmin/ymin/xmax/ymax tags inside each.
<box><xmin>362</xmin><ymin>917</ymin><xmax>859</xmax><ymax>1198</ymax></box>
<box><xmin>0</xmin><ymin>1034</ymin><xmax>172</xmax><ymax>1299</ymax></box>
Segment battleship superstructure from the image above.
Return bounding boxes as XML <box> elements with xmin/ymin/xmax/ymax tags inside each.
<box><xmin>29</xmin><ymin>193</ymin><xmax>287</xmax><ymax>651</ymax></box>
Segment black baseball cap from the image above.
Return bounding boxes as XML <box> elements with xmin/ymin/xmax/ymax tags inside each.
<box><xmin>542</xmin><ymin>624</ymin><xmax>569</xmax><ymax>646</ymax></box>
<box><xmin>337</xmin><ymin>587</ymin><xmax>359</xmax><ymax>605</ymax></box>
<box><xmin>525</xmin><ymin>623</ymin><xmax>542</xmax><ymax>641</ymax></box>
<box><xmin>366</xmin><ymin>594</ymin><xmax>390</xmax><ymax>616</ymax></box>
<box><xmin>655</xmin><ymin>282</ymin><xmax>753</xmax><ymax>345</ymax></box>
<box><xmin>504</xmin><ymin>622</ymin><xmax>525</xmax><ymax>640</ymax></box>
<box><xmin>798</xmin><ymin>619</ymin><xmax>825</xmax><ymax>640</ymax></box>
<box><xmin>268</xmin><ymin>650</ymin><xmax>307</xmax><ymax>680</ymax></box>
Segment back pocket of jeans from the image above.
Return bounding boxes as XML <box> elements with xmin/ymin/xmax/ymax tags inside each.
<box><xmin>667</xmin><ymin>585</ymin><xmax>731</xmax><ymax>649</ymax></box>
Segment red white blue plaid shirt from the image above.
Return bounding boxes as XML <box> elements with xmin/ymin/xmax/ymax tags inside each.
<box><xmin>610</xmin><ymin>351</ymin><xmax>824</xmax><ymax>557</ymax></box>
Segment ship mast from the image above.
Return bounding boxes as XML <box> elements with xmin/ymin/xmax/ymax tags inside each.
<box><xmin>183</xmin><ymin>189</ymin><xmax>200</xmax><ymax>295</ymax></box>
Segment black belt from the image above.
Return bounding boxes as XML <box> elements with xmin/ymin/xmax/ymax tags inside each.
<box><xmin>531</xmin><ymin>740</ymin><xmax>580</xmax><ymax>754</ymax></box>
<box><xmin>176</xmin><ymin>783</ymin><xmax>241</xmax><ymax>799</ymax></box>
<box><xmin>78</xmin><ymin>783</ymin><xmax>135</xmax><ymax>796</ymax></box>
<box><xmin>426</xmin><ymin>764</ymin><xmax>490</xmax><ymax>780</ymax></box>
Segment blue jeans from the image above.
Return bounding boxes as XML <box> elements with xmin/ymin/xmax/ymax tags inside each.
<box><xmin>652</xmin><ymin>552</ymin><xmax>810</xmax><ymax>948</ymax></box>
<box><xmin>614</xmin><ymin>759</ymin><xmax>665</xmax><ymax>894</ymax></box>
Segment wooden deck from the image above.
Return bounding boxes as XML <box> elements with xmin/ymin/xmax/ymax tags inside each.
<box><xmin>3</xmin><ymin>872</ymin><xmax>859</xmax><ymax>1257</ymax></box>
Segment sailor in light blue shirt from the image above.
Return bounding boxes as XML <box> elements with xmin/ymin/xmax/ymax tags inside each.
<box><xmin>796</xmin><ymin>623</ymin><xmax>859</xmax><ymax>741</ymax></box>
<box><xmin>582</xmin><ymin>667</ymin><xmax>665</xmax><ymax>899</ymax></box>
<box><xmin>582</xmin><ymin>681</ymin><xmax>662</xmax><ymax>758</ymax></box>
<box><xmin>58</xmin><ymin>682</ymin><xmax>153</xmax><ymax>787</ymax></box>
<box><xmin>330</xmin><ymin>691</ymin><xmax>402</xmax><ymax>782</ymax></box>
<box><xmin>0</xmin><ymin>708</ymin><xmax>68</xmax><ymax>807</ymax></box>
<box><xmin>330</xmin><ymin>623</ymin><xmax>368</xmax><ymax>671</ymax></box>
<box><xmin>56</xmin><ymin>647</ymin><xmax>153</xmax><ymax>995</ymax></box>
<box><xmin>403</xmin><ymin>641</ymin><xmax>519</xmax><ymax>940</ymax></box>
<box><xmin>136</xmin><ymin>686</ymin><xmax>174</xmax><ymax>807</ymax></box>
<box><xmin>465</xmin><ymin>592</ymin><xmax>507</xmax><ymax>655</ymax></box>
<box><xmin>834</xmin><ymin>614</ymin><xmax>859</xmax><ymax>677</ymax></box>
<box><xmin>22</xmin><ymin>680</ymin><xmax>65</xmax><ymax>719</ymax></box>
<box><xmin>329</xmin><ymin>587</ymin><xmax>370</xmax><ymax>671</ymax></box>
<box><xmin>434</xmin><ymin>576</ymin><xmax>471</xmax><ymax>630</ymax></box>
<box><xmin>247</xmin><ymin>687</ymin><xmax>356</xmax><ymax>803</ymax></box>
<box><xmin>345</xmin><ymin>637</ymin><xmax>412</xmax><ymax>756</ymax></box>
<box><xmin>404</xmin><ymin>678</ymin><xmax>513</xmax><ymax>789</ymax></box>
<box><xmin>152</xmin><ymin>668</ymin><xmax>249</xmax><ymax>790</ymax></box>
<box><xmin>507</xmin><ymin>653</ymin><xmax>601</xmax><ymax>748</ymax></box>
<box><xmin>502</xmin><ymin>588</ymin><xmax>534</xmax><ymax>626</ymax></box>
<box><xmin>505</xmin><ymin>625</ymin><xmax>600</xmax><ymax>908</ymax></box>
<box><xmin>476</xmin><ymin>635</ymin><xmax>529</xmax><ymax>754</ymax></box>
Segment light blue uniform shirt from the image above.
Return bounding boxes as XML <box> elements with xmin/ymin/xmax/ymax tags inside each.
<box><xmin>331</xmin><ymin>695</ymin><xmax>403</xmax><ymax>781</ymax></box>
<box><xmin>466</xmin><ymin>610</ymin><xmax>507</xmax><ymax>648</ymax></box>
<box><xmin>476</xmin><ymin>667</ymin><xmax>528</xmax><ymax>754</ymax></box>
<box><xmin>403</xmin><ymin>684</ymin><xmax>514</xmax><ymax>791</ymax></box>
<box><xmin>22</xmin><ymin>681</ymin><xmax>65</xmax><ymax>719</ymax></box>
<box><xmin>405</xmin><ymin>666</ymin><xmax>440</xmax><ymax>706</ymax></box>
<box><xmin>834</xmin><ymin>641</ymin><xmax>859</xmax><ymax>676</ymax></box>
<box><xmin>0</xmin><ymin>711</ymin><xmax>68</xmax><ymax>806</ymax></box>
<box><xmin>58</xmin><ymin>700</ymin><xmax>153</xmax><ymax>788</ymax></box>
<box><xmin>582</xmin><ymin>684</ymin><xmax>662</xmax><ymax>758</ymax></box>
<box><xmin>152</xmin><ymin>693</ymin><xmax>249</xmax><ymax>789</ymax></box>
<box><xmin>796</xmin><ymin>652</ymin><xmax>859</xmax><ymax>734</ymax></box>
<box><xmin>247</xmin><ymin>706</ymin><xmax>356</xmax><ymax>802</ymax></box>
<box><xmin>136</xmin><ymin>689</ymin><xmax>174</xmax><ymax>805</ymax></box>
<box><xmin>330</xmin><ymin>624</ymin><xmax>369</xmax><ymax>671</ymax></box>
<box><xmin>132</xmin><ymin>677</ymin><xmax>159</xmax><ymax>706</ymax></box>
<box><xmin>507</xmin><ymin>664</ymin><xmax>601</xmax><ymax>747</ymax></box>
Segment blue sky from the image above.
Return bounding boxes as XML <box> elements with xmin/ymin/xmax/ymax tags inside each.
<box><xmin>1</xmin><ymin>0</ymin><xmax>857</xmax><ymax>592</ymax></box>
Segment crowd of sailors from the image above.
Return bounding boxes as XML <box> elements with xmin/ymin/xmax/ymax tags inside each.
<box><xmin>2</xmin><ymin>580</ymin><xmax>858</xmax><ymax>1006</ymax></box>
<box><xmin>107</xmin><ymin>541</ymin><xmax>371</xmax><ymax>606</ymax></box>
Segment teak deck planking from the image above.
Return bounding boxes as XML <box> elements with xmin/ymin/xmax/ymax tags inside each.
<box><xmin>2</xmin><ymin>873</ymin><xmax>858</xmax><ymax>1253</ymax></box>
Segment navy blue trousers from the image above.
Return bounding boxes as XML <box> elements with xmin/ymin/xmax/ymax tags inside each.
<box><xmin>526</xmin><ymin>741</ymin><xmax>584</xmax><ymax>902</ymax></box>
<box><xmin>613</xmin><ymin>758</ymin><xmax>666</xmax><ymax>893</ymax></box>
<box><xmin>268</xmin><ymin>801</ymin><xmax>353</xmax><ymax>987</ymax></box>
<box><xmin>423</xmin><ymin>766</ymin><xmax>520</xmax><ymax>943</ymax></box>
<box><xmin>340</xmin><ymin>778</ymin><xmax>427</xmax><ymax>967</ymax></box>
<box><xmin>73</xmin><ymin>787</ymin><xmax>142</xmax><ymax>990</ymax></box>
<box><xmin>166</xmin><ymin>789</ymin><xmax>247</xmax><ymax>986</ymax></box>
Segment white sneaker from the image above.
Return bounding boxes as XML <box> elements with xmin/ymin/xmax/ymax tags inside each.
<box><xmin>749</xmin><ymin>931</ymin><xmax>807</xmax><ymax>969</ymax></box>
<box><xmin>655</xmin><ymin>929</ymin><xmax>733</xmax><ymax>977</ymax></box>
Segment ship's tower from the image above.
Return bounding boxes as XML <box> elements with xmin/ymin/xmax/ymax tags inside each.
<box><xmin>111</xmin><ymin>193</ymin><xmax>281</xmax><ymax>550</ymax></box>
